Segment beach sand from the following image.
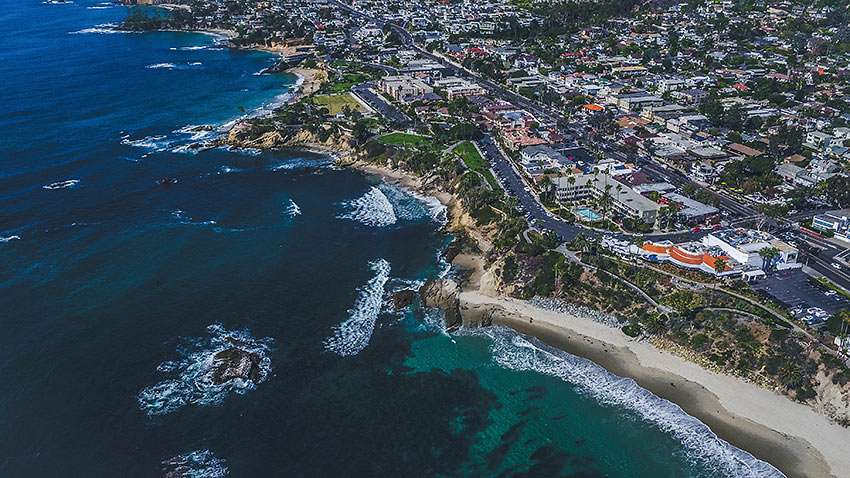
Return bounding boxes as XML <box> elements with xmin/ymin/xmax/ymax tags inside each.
<box><xmin>286</xmin><ymin>66</ymin><xmax>326</xmax><ymax>102</ymax></box>
<box><xmin>329</xmin><ymin>151</ymin><xmax>850</xmax><ymax>478</ymax></box>
<box><xmin>459</xmin><ymin>290</ymin><xmax>850</xmax><ymax>478</ymax></box>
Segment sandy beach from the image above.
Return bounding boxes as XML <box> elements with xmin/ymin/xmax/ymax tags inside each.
<box><xmin>230</xmin><ymin>55</ymin><xmax>850</xmax><ymax>477</ymax></box>
<box><xmin>458</xmin><ymin>290</ymin><xmax>850</xmax><ymax>478</ymax></box>
<box><xmin>285</xmin><ymin>66</ymin><xmax>326</xmax><ymax>102</ymax></box>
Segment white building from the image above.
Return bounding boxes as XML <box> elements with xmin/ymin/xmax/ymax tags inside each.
<box><xmin>432</xmin><ymin>77</ymin><xmax>486</xmax><ymax>100</ymax></box>
<box><xmin>378</xmin><ymin>75</ymin><xmax>433</xmax><ymax>102</ymax></box>
<box><xmin>555</xmin><ymin>173</ymin><xmax>660</xmax><ymax>224</ymax></box>
<box><xmin>702</xmin><ymin>228</ymin><xmax>799</xmax><ymax>271</ymax></box>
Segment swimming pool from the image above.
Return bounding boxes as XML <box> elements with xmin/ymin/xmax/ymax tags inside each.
<box><xmin>575</xmin><ymin>207</ymin><xmax>602</xmax><ymax>221</ymax></box>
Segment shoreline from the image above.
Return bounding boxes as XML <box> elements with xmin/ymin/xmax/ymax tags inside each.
<box><xmin>120</xmin><ymin>16</ymin><xmax>850</xmax><ymax>478</ymax></box>
<box><xmin>457</xmin><ymin>291</ymin><xmax>850</xmax><ymax>478</ymax></box>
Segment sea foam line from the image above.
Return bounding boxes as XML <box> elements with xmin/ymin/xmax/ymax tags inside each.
<box><xmin>283</xmin><ymin>199</ymin><xmax>302</xmax><ymax>218</ymax></box>
<box><xmin>464</xmin><ymin>326</ymin><xmax>785</xmax><ymax>478</ymax></box>
<box><xmin>162</xmin><ymin>449</ymin><xmax>228</xmax><ymax>478</ymax></box>
<box><xmin>43</xmin><ymin>179</ymin><xmax>80</xmax><ymax>190</ymax></box>
<box><xmin>324</xmin><ymin>259</ymin><xmax>391</xmax><ymax>356</ymax></box>
<box><xmin>337</xmin><ymin>187</ymin><xmax>397</xmax><ymax>227</ymax></box>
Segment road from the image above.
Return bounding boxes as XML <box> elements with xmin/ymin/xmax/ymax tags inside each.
<box><xmin>334</xmin><ymin>0</ymin><xmax>848</xmax><ymax>277</ymax></box>
<box><xmin>480</xmin><ymin>135</ymin><xmax>701</xmax><ymax>244</ymax></box>
<box><xmin>480</xmin><ymin>135</ymin><xmax>583</xmax><ymax>241</ymax></box>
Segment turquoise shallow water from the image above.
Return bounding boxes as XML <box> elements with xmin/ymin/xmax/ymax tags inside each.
<box><xmin>0</xmin><ymin>1</ymin><xmax>783</xmax><ymax>476</ymax></box>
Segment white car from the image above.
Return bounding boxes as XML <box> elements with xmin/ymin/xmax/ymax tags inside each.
<box><xmin>832</xmin><ymin>262</ymin><xmax>842</xmax><ymax>269</ymax></box>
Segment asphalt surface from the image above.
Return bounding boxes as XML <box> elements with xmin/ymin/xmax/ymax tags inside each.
<box><xmin>480</xmin><ymin>135</ymin><xmax>583</xmax><ymax>241</ymax></box>
<box><xmin>333</xmin><ymin>0</ymin><xmax>850</xmax><ymax>304</ymax></box>
<box><xmin>751</xmin><ymin>268</ymin><xmax>849</xmax><ymax>314</ymax></box>
<box><xmin>351</xmin><ymin>83</ymin><xmax>411</xmax><ymax>127</ymax></box>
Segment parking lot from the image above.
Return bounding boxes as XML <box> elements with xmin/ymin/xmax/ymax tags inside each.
<box><xmin>751</xmin><ymin>269</ymin><xmax>849</xmax><ymax>315</ymax></box>
<box><xmin>351</xmin><ymin>83</ymin><xmax>410</xmax><ymax>127</ymax></box>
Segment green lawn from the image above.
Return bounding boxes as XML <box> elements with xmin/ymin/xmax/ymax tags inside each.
<box><xmin>327</xmin><ymin>72</ymin><xmax>373</xmax><ymax>93</ymax></box>
<box><xmin>313</xmin><ymin>93</ymin><xmax>366</xmax><ymax>114</ymax></box>
<box><xmin>377</xmin><ymin>132</ymin><xmax>433</xmax><ymax>148</ymax></box>
<box><xmin>453</xmin><ymin>141</ymin><xmax>499</xmax><ymax>190</ymax></box>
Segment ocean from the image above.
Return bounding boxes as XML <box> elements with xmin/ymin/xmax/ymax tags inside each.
<box><xmin>0</xmin><ymin>1</ymin><xmax>782</xmax><ymax>476</ymax></box>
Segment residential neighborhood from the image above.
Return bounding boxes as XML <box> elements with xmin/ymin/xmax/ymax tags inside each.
<box><xmin>114</xmin><ymin>0</ymin><xmax>850</xmax><ymax>430</ymax></box>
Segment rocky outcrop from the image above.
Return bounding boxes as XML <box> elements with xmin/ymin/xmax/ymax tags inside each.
<box><xmin>419</xmin><ymin>279</ymin><xmax>461</xmax><ymax>327</ymax></box>
<box><xmin>223</xmin><ymin>122</ymin><xmax>288</xmax><ymax>149</ymax></box>
<box><xmin>392</xmin><ymin>289</ymin><xmax>417</xmax><ymax>310</ymax></box>
<box><xmin>209</xmin><ymin>347</ymin><xmax>262</xmax><ymax>385</ymax></box>
<box><xmin>457</xmin><ymin>299</ymin><xmax>529</xmax><ymax>328</ymax></box>
<box><xmin>442</xmin><ymin>241</ymin><xmax>462</xmax><ymax>262</ymax></box>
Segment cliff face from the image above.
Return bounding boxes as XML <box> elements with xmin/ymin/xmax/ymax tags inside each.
<box><xmin>419</xmin><ymin>279</ymin><xmax>462</xmax><ymax>328</ymax></box>
<box><xmin>221</xmin><ymin>122</ymin><xmax>355</xmax><ymax>154</ymax></box>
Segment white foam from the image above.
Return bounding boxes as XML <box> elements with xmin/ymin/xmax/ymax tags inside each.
<box><xmin>170</xmin><ymin>209</ymin><xmax>217</xmax><ymax>226</ymax></box>
<box><xmin>146</xmin><ymin>62</ymin><xmax>177</xmax><ymax>70</ymax></box>
<box><xmin>122</xmin><ymin>134</ymin><xmax>173</xmax><ymax>152</ymax></box>
<box><xmin>337</xmin><ymin>187</ymin><xmax>397</xmax><ymax>227</ymax></box>
<box><xmin>270</xmin><ymin>157</ymin><xmax>332</xmax><ymax>171</ymax></box>
<box><xmin>283</xmin><ymin>199</ymin><xmax>301</xmax><ymax>218</ymax></box>
<box><xmin>138</xmin><ymin>324</ymin><xmax>273</xmax><ymax>416</ymax></box>
<box><xmin>0</xmin><ymin>235</ymin><xmax>21</xmax><ymax>243</ymax></box>
<box><xmin>43</xmin><ymin>179</ymin><xmax>80</xmax><ymax>190</ymax></box>
<box><xmin>188</xmin><ymin>61</ymin><xmax>203</xmax><ymax>66</ymax></box>
<box><xmin>463</xmin><ymin>326</ymin><xmax>785</xmax><ymax>478</ymax></box>
<box><xmin>324</xmin><ymin>259</ymin><xmax>391</xmax><ymax>356</ymax></box>
<box><xmin>171</xmin><ymin>45</ymin><xmax>207</xmax><ymax>51</ymax></box>
<box><xmin>162</xmin><ymin>450</ymin><xmax>228</xmax><ymax>478</ymax></box>
<box><xmin>70</xmin><ymin>23</ymin><xmax>130</xmax><ymax>35</ymax></box>
<box><xmin>379</xmin><ymin>183</ymin><xmax>447</xmax><ymax>225</ymax></box>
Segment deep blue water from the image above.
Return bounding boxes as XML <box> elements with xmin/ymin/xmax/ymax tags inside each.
<box><xmin>0</xmin><ymin>2</ymin><xmax>784</xmax><ymax>477</ymax></box>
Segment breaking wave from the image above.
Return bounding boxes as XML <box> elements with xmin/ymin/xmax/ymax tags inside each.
<box><xmin>146</xmin><ymin>62</ymin><xmax>177</xmax><ymax>70</ymax></box>
<box><xmin>337</xmin><ymin>187</ymin><xmax>397</xmax><ymax>227</ymax></box>
<box><xmin>137</xmin><ymin>324</ymin><xmax>273</xmax><ymax>416</ymax></box>
<box><xmin>270</xmin><ymin>157</ymin><xmax>332</xmax><ymax>171</ymax></box>
<box><xmin>162</xmin><ymin>450</ymin><xmax>228</xmax><ymax>478</ymax></box>
<box><xmin>43</xmin><ymin>179</ymin><xmax>80</xmax><ymax>190</ymax></box>
<box><xmin>324</xmin><ymin>259</ymin><xmax>391</xmax><ymax>356</ymax></box>
<box><xmin>0</xmin><ymin>235</ymin><xmax>21</xmax><ymax>243</ymax></box>
<box><xmin>283</xmin><ymin>199</ymin><xmax>301</xmax><ymax>218</ymax></box>
<box><xmin>122</xmin><ymin>134</ymin><xmax>173</xmax><ymax>152</ymax></box>
<box><xmin>171</xmin><ymin>45</ymin><xmax>208</xmax><ymax>51</ymax></box>
<box><xmin>380</xmin><ymin>183</ymin><xmax>447</xmax><ymax>225</ymax></box>
<box><xmin>70</xmin><ymin>23</ymin><xmax>132</xmax><ymax>35</ymax></box>
<box><xmin>171</xmin><ymin>209</ymin><xmax>217</xmax><ymax>226</ymax></box>
<box><xmin>338</xmin><ymin>184</ymin><xmax>446</xmax><ymax>228</ymax></box>
<box><xmin>465</xmin><ymin>326</ymin><xmax>785</xmax><ymax>478</ymax></box>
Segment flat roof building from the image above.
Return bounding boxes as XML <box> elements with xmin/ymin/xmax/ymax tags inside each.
<box><xmin>555</xmin><ymin>173</ymin><xmax>661</xmax><ymax>224</ymax></box>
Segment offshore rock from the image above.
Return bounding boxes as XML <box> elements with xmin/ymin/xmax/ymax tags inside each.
<box><xmin>210</xmin><ymin>347</ymin><xmax>262</xmax><ymax>384</ymax></box>
<box><xmin>392</xmin><ymin>289</ymin><xmax>417</xmax><ymax>309</ymax></box>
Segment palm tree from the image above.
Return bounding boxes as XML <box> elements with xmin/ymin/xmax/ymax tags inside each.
<box><xmin>709</xmin><ymin>257</ymin><xmax>728</xmax><ymax>306</ymax></box>
<box><xmin>838</xmin><ymin>310</ymin><xmax>850</xmax><ymax>338</ymax></box>
<box><xmin>713</xmin><ymin>257</ymin><xmax>728</xmax><ymax>276</ymax></box>
<box><xmin>599</xmin><ymin>184</ymin><xmax>613</xmax><ymax>221</ymax></box>
<box><xmin>571</xmin><ymin>233</ymin><xmax>589</xmax><ymax>253</ymax></box>
<box><xmin>538</xmin><ymin>176</ymin><xmax>554</xmax><ymax>204</ymax></box>
<box><xmin>758</xmin><ymin>247</ymin><xmax>780</xmax><ymax>271</ymax></box>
